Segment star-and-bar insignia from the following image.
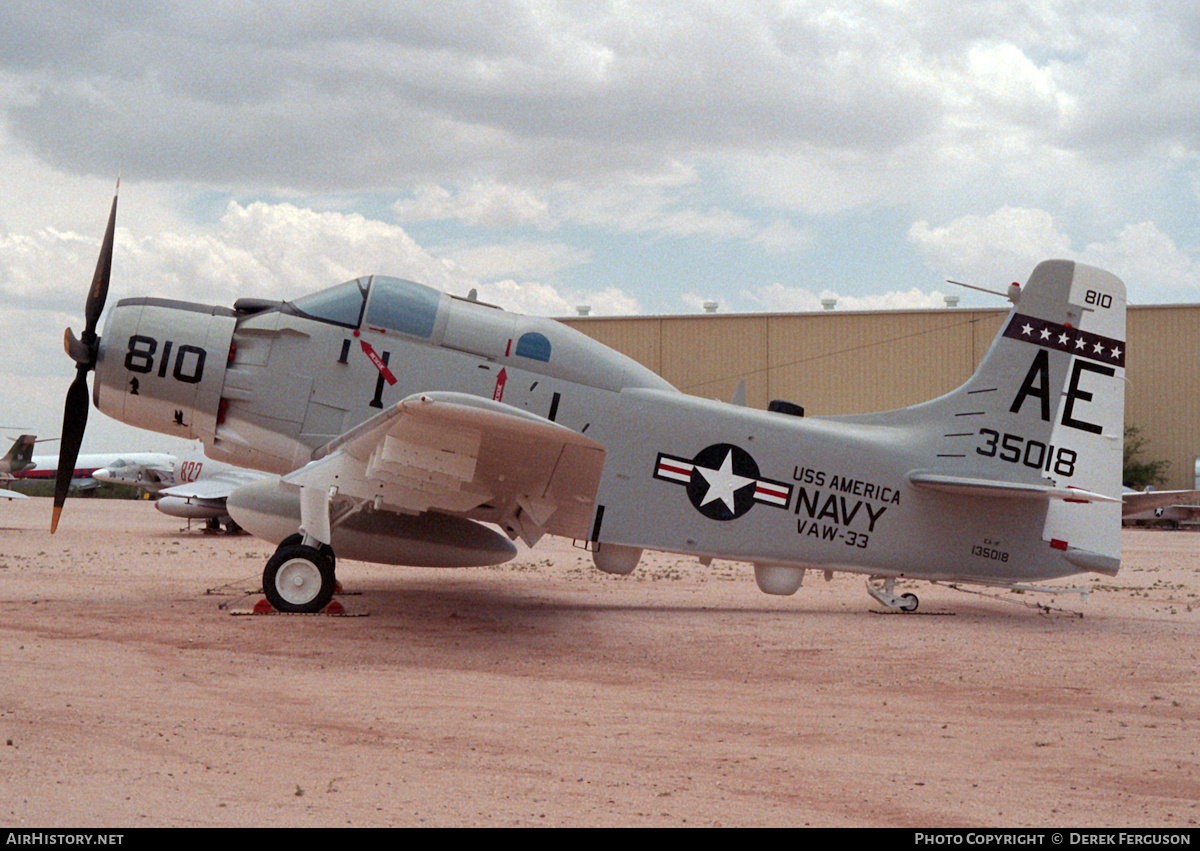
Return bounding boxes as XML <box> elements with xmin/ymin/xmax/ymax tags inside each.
<box><xmin>654</xmin><ymin>444</ymin><xmax>793</xmax><ymax>521</ymax></box>
<box><xmin>1003</xmin><ymin>313</ymin><xmax>1125</xmax><ymax>368</ymax></box>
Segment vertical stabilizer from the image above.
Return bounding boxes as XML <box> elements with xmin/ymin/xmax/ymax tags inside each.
<box><xmin>2</xmin><ymin>435</ymin><xmax>36</xmax><ymax>474</ymax></box>
<box><xmin>891</xmin><ymin>260</ymin><xmax>1127</xmax><ymax>575</ymax></box>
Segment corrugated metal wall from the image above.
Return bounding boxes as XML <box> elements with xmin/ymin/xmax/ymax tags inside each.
<box><xmin>564</xmin><ymin>304</ymin><xmax>1200</xmax><ymax>489</ymax></box>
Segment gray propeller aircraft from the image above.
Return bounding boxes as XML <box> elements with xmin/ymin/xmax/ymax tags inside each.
<box><xmin>93</xmin><ymin>442</ymin><xmax>270</xmax><ymax>531</ymax></box>
<box><xmin>53</xmin><ymin>189</ymin><xmax>1127</xmax><ymax>613</ymax></box>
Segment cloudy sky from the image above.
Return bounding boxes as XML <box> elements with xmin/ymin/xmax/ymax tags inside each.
<box><xmin>2</xmin><ymin>0</ymin><xmax>1199</xmax><ymax>454</ymax></box>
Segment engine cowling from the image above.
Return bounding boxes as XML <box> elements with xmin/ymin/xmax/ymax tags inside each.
<box><xmin>95</xmin><ymin>298</ymin><xmax>236</xmax><ymax>443</ymax></box>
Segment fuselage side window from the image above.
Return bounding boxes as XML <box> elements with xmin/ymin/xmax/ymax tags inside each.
<box><xmin>515</xmin><ymin>331</ymin><xmax>552</xmax><ymax>362</ymax></box>
<box><xmin>364</xmin><ymin>277</ymin><xmax>441</xmax><ymax>338</ymax></box>
<box><xmin>291</xmin><ymin>278</ymin><xmax>370</xmax><ymax>328</ymax></box>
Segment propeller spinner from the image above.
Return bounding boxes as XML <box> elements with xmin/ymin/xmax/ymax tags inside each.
<box><xmin>52</xmin><ymin>186</ymin><xmax>118</xmax><ymax>532</ymax></box>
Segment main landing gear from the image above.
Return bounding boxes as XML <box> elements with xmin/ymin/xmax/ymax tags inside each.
<box><xmin>866</xmin><ymin>576</ymin><xmax>919</xmax><ymax>612</ymax></box>
<box><xmin>262</xmin><ymin>534</ymin><xmax>338</xmax><ymax>614</ymax></box>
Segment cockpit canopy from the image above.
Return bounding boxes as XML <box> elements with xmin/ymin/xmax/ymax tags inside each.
<box><xmin>254</xmin><ymin>273</ymin><xmax>673</xmax><ymax>393</ymax></box>
<box><xmin>290</xmin><ymin>275</ymin><xmax>442</xmax><ymax>338</ymax></box>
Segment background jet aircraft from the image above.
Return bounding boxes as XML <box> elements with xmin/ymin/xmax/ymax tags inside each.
<box><xmin>52</xmin><ymin>190</ymin><xmax>1128</xmax><ymax>614</ymax></box>
<box><xmin>1122</xmin><ymin>487</ymin><xmax>1200</xmax><ymax>526</ymax></box>
<box><xmin>0</xmin><ymin>434</ymin><xmax>36</xmax><ymax>474</ymax></box>
<box><xmin>0</xmin><ymin>435</ymin><xmax>37</xmax><ymax>499</ymax></box>
<box><xmin>94</xmin><ymin>442</ymin><xmax>269</xmax><ymax>531</ymax></box>
<box><xmin>18</xmin><ymin>450</ymin><xmax>178</xmax><ymax>494</ymax></box>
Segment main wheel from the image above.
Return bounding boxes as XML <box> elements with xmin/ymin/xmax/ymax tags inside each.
<box><xmin>900</xmin><ymin>593</ymin><xmax>919</xmax><ymax>612</ymax></box>
<box><xmin>276</xmin><ymin>533</ymin><xmax>336</xmax><ymax>573</ymax></box>
<box><xmin>263</xmin><ymin>544</ymin><xmax>336</xmax><ymax>613</ymax></box>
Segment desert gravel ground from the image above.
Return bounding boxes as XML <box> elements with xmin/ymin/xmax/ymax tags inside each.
<box><xmin>0</xmin><ymin>497</ymin><xmax>1197</xmax><ymax>828</ymax></box>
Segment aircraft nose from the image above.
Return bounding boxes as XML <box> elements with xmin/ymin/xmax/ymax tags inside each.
<box><xmin>92</xmin><ymin>467</ymin><xmax>113</xmax><ymax>483</ymax></box>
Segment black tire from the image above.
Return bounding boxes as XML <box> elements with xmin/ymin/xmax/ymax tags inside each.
<box><xmin>263</xmin><ymin>544</ymin><xmax>336</xmax><ymax>613</ymax></box>
<box><xmin>900</xmin><ymin>593</ymin><xmax>919</xmax><ymax>613</ymax></box>
<box><xmin>276</xmin><ymin>533</ymin><xmax>336</xmax><ymax>573</ymax></box>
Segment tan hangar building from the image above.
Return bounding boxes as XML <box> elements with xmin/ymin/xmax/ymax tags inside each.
<box><xmin>561</xmin><ymin>302</ymin><xmax>1200</xmax><ymax>491</ymax></box>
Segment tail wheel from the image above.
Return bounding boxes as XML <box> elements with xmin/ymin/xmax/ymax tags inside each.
<box><xmin>263</xmin><ymin>544</ymin><xmax>336</xmax><ymax>613</ymax></box>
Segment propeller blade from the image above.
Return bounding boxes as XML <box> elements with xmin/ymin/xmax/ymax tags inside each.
<box><xmin>51</xmin><ymin>182</ymin><xmax>118</xmax><ymax>533</ymax></box>
<box><xmin>51</xmin><ymin>367</ymin><xmax>90</xmax><ymax>533</ymax></box>
<box><xmin>82</xmin><ymin>187</ymin><xmax>118</xmax><ymax>347</ymax></box>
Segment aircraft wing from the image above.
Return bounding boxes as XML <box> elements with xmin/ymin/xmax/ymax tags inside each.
<box><xmin>161</xmin><ymin>469</ymin><xmax>270</xmax><ymax>502</ymax></box>
<box><xmin>140</xmin><ymin>464</ymin><xmax>178</xmax><ymax>486</ymax></box>
<box><xmin>1121</xmin><ymin>489</ymin><xmax>1200</xmax><ymax>517</ymax></box>
<box><xmin>0</xmin><ymin>487</ymin><xmax>27</xmax><ymax>500</ymax></box>
<box><xmin>286</xmin><ymin>391</ymin><xmax>606</xmax><ymax>545</ymax></box>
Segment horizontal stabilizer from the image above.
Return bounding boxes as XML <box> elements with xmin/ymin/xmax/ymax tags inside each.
<box><xmin>908</xmin><ymin>471</ymin><xmax>1119</xmax><ymax>504</ymax></box>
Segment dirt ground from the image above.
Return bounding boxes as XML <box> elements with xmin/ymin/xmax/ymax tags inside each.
<box><xmin>0</xmin><ymin>498</ymin><xmax>1197</xmax><ymax>828</ymax></box>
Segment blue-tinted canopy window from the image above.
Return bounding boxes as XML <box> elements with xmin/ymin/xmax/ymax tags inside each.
<box><xmin>365</xmin><ymin>277</ymin><xmax>441</xmax><ymax>338</ymax></box>
<box><xmin>515</xmin><ymin>332</ymin><xmax>551</xmax><ymax>362</ymax></box>
<box><xmin>291</xmin><ymin>278</ymin><xmax>369</xmax><ymax>328</ymax></box>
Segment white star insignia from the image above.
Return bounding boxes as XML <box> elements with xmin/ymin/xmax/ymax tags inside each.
<box><xmin>1058</xmin><ymin>333</ymin><xmax>1070</xmax><ymax>345</ymax></box>
<box><xmin>1075</xmin><ymin>337</ymin><xmax>1087</xmax><ymax>349</ymax></box>
<box><xmin>1040</xmin><ymin>327</ymin><xmax>1051</xmax><ymax>340</ymax></box>
<box><xmin>694</xmin><ymin>450</ymin><xmax>755</xmax><ymax>512</ymax></box>
<box><xmin>1111</xmin><ymin>346</ymin><xmax>1122</xmax><ymax>359</ymax></box>
<box><xmin>1093</xmin><ymin>341</ymin><xmax>1105</xmax><ymax>354</ymax></box>
<box><xmin>1021</xmin><ymin>323</ymin><xmax>1033</xmax><ymax>336</ymax></box>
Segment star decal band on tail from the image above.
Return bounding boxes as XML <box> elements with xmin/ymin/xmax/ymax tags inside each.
<box><xmin>654</xmin><ymin>443</ymin><xmax>793</xmax><ymax>521</ymax></box>
<box><xmin>1002</xmin><ymin>313</ymin><xmax>1125</xmax><ymax>368</ymax></box>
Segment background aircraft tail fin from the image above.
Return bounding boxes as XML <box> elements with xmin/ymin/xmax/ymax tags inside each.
<box><xmin>3</xmin><ymin>435</ymin><xmax>37</xmax><ymax>473</ymax></box>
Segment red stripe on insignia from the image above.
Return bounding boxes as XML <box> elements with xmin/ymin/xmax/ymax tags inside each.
<box><xmin>658</xmin><ymin>460</ymin><xmax>692</xmax><ymax>477</ymax></box>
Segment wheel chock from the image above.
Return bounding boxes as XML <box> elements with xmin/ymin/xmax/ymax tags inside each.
<box><xmin>235</xmin><ymin>596</ymin><xmax>362</xmax><ymax>616</ymax></box>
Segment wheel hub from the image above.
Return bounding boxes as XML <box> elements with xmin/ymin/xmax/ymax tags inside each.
<box><xmin>275</xmin><ymin>558</ymin><xmax>323</xmax><ymax>605</ymax></box>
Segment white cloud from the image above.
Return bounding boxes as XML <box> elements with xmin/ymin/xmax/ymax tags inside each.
<box><xmin>393</xmin><ymin>180</ymin><xmax>555</xmax><ymax>230</ymax></box>
<box><xmin>434</xmin><ymin>238</ymin><xmax>590</xmax><ymax>282</ymax></box>
<box><xmin>1079</xmin><ymin>222</ymin><xmax>1200</xmax><ymax>298</ymax></box>
<box><xmin>909</xmin><ymin>207</ymin><xmax>1200</xmax><ymax>302</ymax></box>
<box><xmin>908</xmin><ymin>206</ymin><xmax>1074</xmax><ymax>286</ymax></box>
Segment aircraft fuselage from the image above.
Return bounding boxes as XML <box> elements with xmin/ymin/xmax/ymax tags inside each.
<box><xmin>91</xmin><ymin>266</ymin><xmax>1125</xmax><ymax>590</ymax></box>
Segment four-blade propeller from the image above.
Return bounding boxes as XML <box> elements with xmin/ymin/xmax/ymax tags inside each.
<box><xmin>52</xmin><ymin>185</ymin><xmax>118</xmax><ymax>533</ymax></box>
